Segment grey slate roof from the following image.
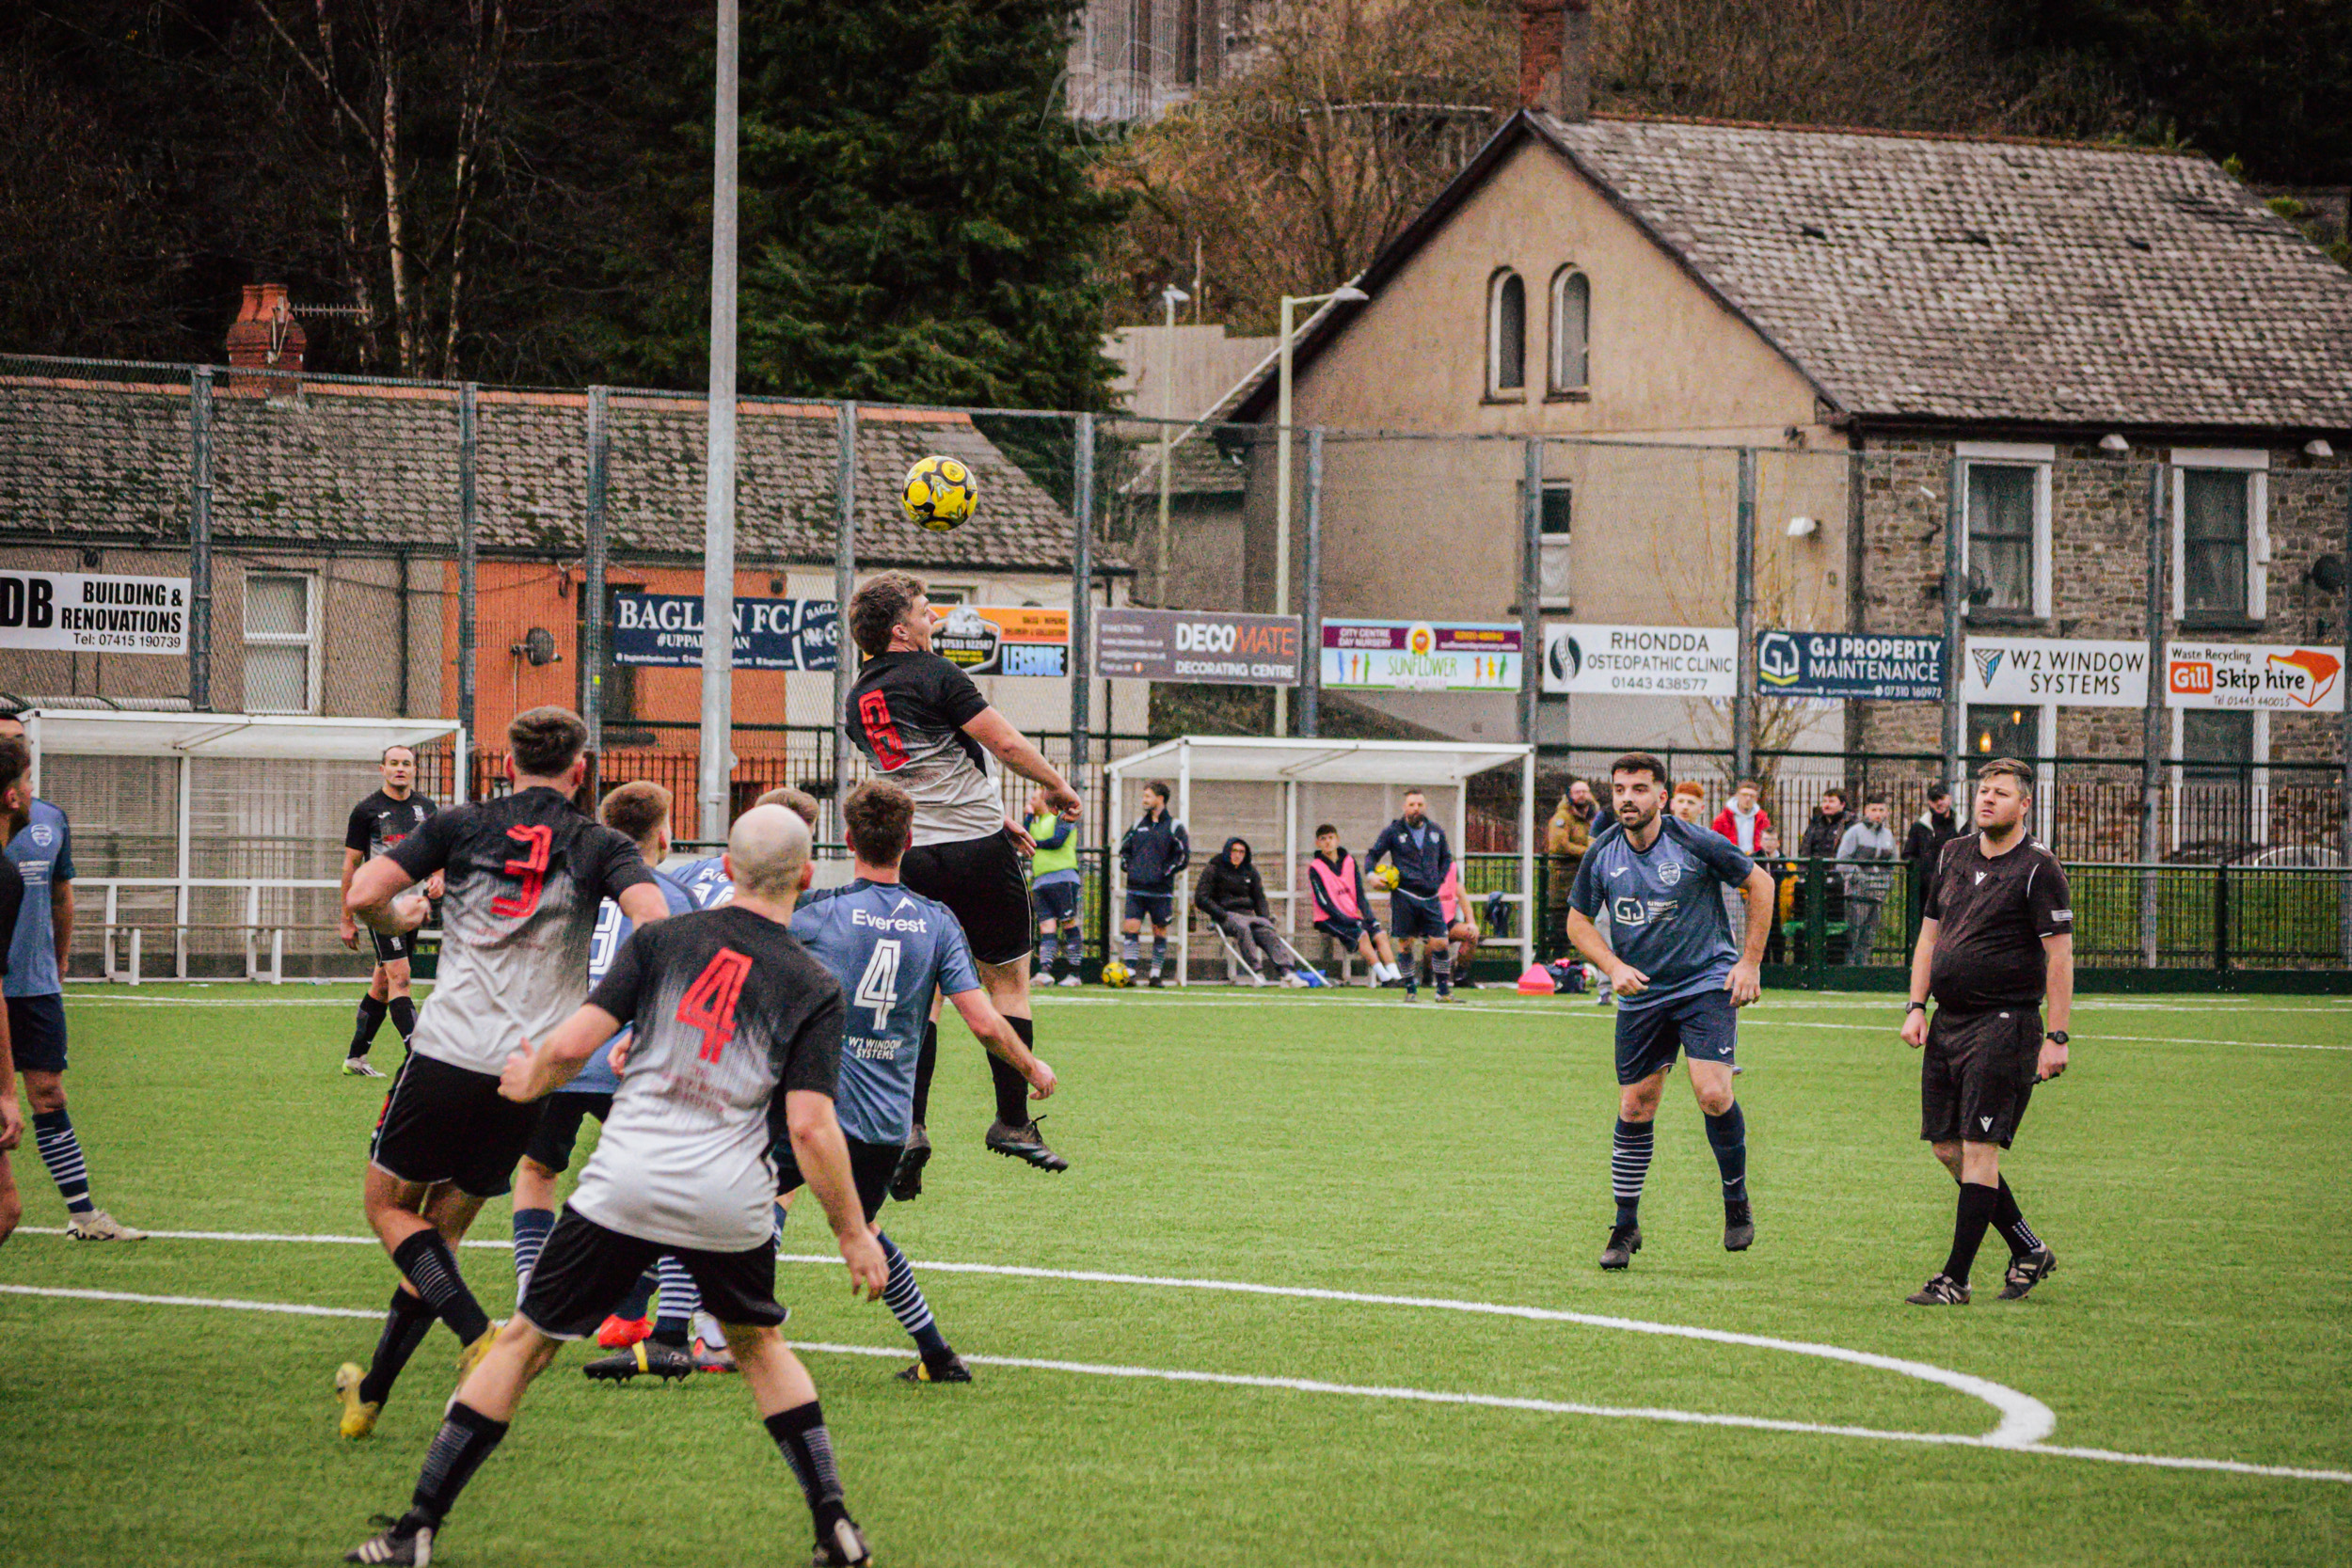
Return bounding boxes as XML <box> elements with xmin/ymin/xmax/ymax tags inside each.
<box><xmin>0</xmin><ymin>370</ymin><xmax>1103</xmax><ymax>569</ymax></box>
<box><xmin>1531</xmin><ymin>115</ymin><xmax>2352</xmax><ymax>430</ymax></box>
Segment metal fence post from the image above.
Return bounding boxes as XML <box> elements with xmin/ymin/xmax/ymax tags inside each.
<box><xmin>1519</xmin><ymin>436</ymin><xmax>1542</xmax><ymax>747</ymax></box>
<box><xmin>1804</xmin><ymin>854</ymin><xmax>1828</xmax><ymax>990</ymax></box>
<box><xmin>1733</xmin><ymin>448</ymin><xmax>1756</xmax><ymax>783</ymax></box>
<box><xmin>2214</xmin><ymin>859</ymin><xmax>2231</xmax><ymax>974</ymax></box>
<box><xmin>2140</xmin><ymin>463</ymin><xmax>2166</xmax><ymax>967</ymax></box>
<box><xmin>2341</xmin><ymin>470</ymin><xmax>2352</xmax><ymax>965</ymax></box>
<box><xmin>1071</xmin><ymin>411</ymin><xmax>1094</xmax><ymax>788</ymax></box>
<box><xmin>1941</xmin><ymin>454</ymin><xmax>1964</xmax><ymax>799</ymax></box>
<box><xmin>458</xmin><ymin>383</ymin><xmax>479</xmax><ymax>760</ymax></box>
<box><xmin>582</xmin><ymin>387</ymin><xmax>610</xmax><ymax>771</ymax></box>
<box><xmin>830</xmin><ymin>402</ymin><xmax>857</xmax><ymax>836</ymax></box>
<box><xmin>1301</xmin><ymin>427</ymin><xmax>1322</xmax><ymax>738</ymax></box>
<box><xmin>187</xmin><ymin>367</ymin><xmax>214</xmax><ymax>711</ymax></box>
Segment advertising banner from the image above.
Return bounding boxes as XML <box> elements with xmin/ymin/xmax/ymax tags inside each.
<box><xmin>1755</xmin><ymin>630</ymin><xmax>1944</xmax><ymax>701</ymax></box>
<box><xmin>1962</xmin><ymin>637</ymin><xmax>2149</xmax><ymax>707</ymax></box>
<box><xmin>612</xmin><ymin>593</ymin><xmax>837</xmax><ymax>672</ymax></box>
<box><xmin>1320</xmin><ymin>620</ymin><xmax>1521</xmax><ymax>692</ymax></box>
<box><xmin>931</xmin><ymin>605</ymin><xmax>1070</xmax><ymax>678</ymax></box>
<box><xmin>1094</xmin><ymin>608</ymin><xmax>1300</xmax><ymax>686</ymax></box>
<box><xmin>2166</xmin><ymin>641</ymin><xmax>2344</xmax><ymax>713</ymax></box>
<box><xmin>0</xmin><ymin>570</ymin><xmax>189</xmax><ymax>655</ymax></box>
<box><xmin>1541</xmin><ymin>623</ymin><xmax>1736</xmax><ymax>697</ymax></box>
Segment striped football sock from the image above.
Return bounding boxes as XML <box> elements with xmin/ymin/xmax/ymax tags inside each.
<box><xmin>511</xmin><ymin>1207</ymin><xmax>554</xmax><ymax>1296</ymax></box>
<box><xmin>32</xmin><ymin>1109</ymin><xmax>95</xmax><ymax>1214</ymax></box>
<box><xmin>654</xmin><ymin>1254</ymin><xmax>700</xmax><ymax>1345</ymax></box>
<box><xmin>1611</xmin><ymin>1117</ymin><xmax>1655</xmax><ymax>1228</ymax></box>
<box><xmin>877</xmin><ymin>1231</ymin><xmax>949</xmax><ymax>1361</ymax></box>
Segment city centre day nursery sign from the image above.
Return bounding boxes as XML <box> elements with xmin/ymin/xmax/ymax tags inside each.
<box><xmin>1321</xmin><ymin>620</ymin><xmax>1521</xmax><ymax>691</ymax></box>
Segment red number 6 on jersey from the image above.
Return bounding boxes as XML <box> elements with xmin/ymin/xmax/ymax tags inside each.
<box><xmin>678</xmin><ymin>947</ymin><xmax>754</xmax><ymax>1063</ymax></box>
<box><xmin>858</xmin><ymin>690</ymin><xmax>908</xmax><ymax>771</ymax></box>
<box><xmin>491</xmin><ymin>823</ymin><xmax>554</xmax><ymax>919</ymax></box>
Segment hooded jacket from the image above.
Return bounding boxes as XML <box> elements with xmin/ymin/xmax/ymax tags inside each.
<box><xmin>1119</xmin><ymin>806</ymin><xmax>1190</xmax><ymax>893</ymax></box>
<box><xmin>1904</xmin><ymin>803</ymin><xmax>1960</xmax><ymax>870</ymax></box>
<box><xmin>1194</xmin><ymin>837</ymin><xmax>1270</xmax><ymax>921</ymax></box>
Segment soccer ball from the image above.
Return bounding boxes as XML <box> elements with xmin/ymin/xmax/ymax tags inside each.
<box><xmin>901</xmin><ymin>454</ymin><xmax>978</xmax><ymax>531</ymax></box>
<box><xmin>1100</xmin><ymin>958</ymin><xmax>1132</xmax><ymax>989</ymax></box>
<box><xmin>1373</xmin><ymin>863</ymin><xmax>1401</xmax><ymax>890</ymax></box>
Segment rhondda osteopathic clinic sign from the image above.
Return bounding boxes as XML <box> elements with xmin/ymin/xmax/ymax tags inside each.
<box><xmin>1963</xmin><ymin>637</ymin><xmax>2150</xmax><ymax>707</ymax></box>
<box><xmin>1542</xmin><ymin>624</ymin><xmax>1737</xmax><ymax>697</ymax></box>
<box><xmin>0</xmin><ymin>570</ymin><xmax>189</xmax><ymax>655</ymax></box>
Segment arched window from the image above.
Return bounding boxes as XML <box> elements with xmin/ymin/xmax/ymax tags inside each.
<box><xmin>1486</xmin><ymin>270</ymin><xmax>1525</xmax><ymax>396</ymax></box>
<box><xmin>1549</xmin><ymin>267</ymin><xmax>1589</xmax><ymax>393</ymax></box>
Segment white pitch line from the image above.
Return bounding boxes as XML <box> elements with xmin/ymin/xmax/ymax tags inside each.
<box><xmin>5</xmin><ymin>1281</ymin><xmax>2344</xmax><ymax>1484</ymax></box>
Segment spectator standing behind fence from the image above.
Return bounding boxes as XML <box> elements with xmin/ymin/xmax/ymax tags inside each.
<box><xmin>1838</xmin><ymin>795</ymin><xmax>1899</xmax><ymax>965</ymax></box>
<box><xmin>1545</xmin><ymin>787</ymin><xmax>1594</xmax><ymax>947</ymax></box>
<box><xmin>1710</xmin><ymin>779</ymin><xmax>1771</xmax><ymax>854</ymax></box>
<box><xmin>1670</xmin><ymin>782</ymin><xmax>1706</xmax><ymax>824</ymax></box>
<box><xmin>1756</xmin><ymin>830</ymin><xmax>1796</xmax><ymax>964</ymax></box>
<box><xmin>1194</xmin><ymin>838</ymin><xmax>1303</xmax><ymax>986</ymax></box>
<box><xmin>1118</xmin><ymin>782</ymin><xmax>1188</xmax><ymax>988</ymax></box>
<box><xmin>1800</xmin><ymin>787</ymin><xmax>1852</xmax><ymax>961</ymax></box>
<box><xmin>1904</xmin><ymin>783</ymin><xmax>1962</xmax><ymax>936</ymax></box>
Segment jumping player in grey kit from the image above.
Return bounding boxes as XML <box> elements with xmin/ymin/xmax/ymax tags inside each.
<box><xmin>1566</xmin><ymin>752</ymin><xmax>1777</xmax><ymax>1270</ymax></box>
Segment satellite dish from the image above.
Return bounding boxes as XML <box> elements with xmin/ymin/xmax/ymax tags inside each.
<box><xmin>2310</xmin><ymin>554</ymin><xmax>2346</xmax><ymax>594</ymax></box>
<box><xmin>518</xmin><ymin>627</ymin><xmax>560</xmax><ymax>667</ymax></box>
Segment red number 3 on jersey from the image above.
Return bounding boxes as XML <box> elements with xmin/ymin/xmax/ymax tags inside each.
<box><xmin>678</xmin><ymin>947</ymin><xmax>754</xmax><ymax>1064</ymax></box>
<box><xmin>858</xmin><ymin>690</ymin><xmax>908</xmax><ymax>771</ymax></box>
<box><xmin>491</xmin><ymin>824</ymin><xmax>553</xmax><ymax>919</ymax></box>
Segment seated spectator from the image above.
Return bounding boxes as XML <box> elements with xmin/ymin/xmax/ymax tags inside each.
<box><xmin>1307</xmin><ymin>825</ymin><xmax>1403</xmax><ymax>986</ymax></box>
<box><xmin>1194</xmin><ymin>837</ymin><xmax>1303</xmax><ymax>986</ymax></box>
<box><xmin>1437</xmin><ymin>862</ymin><xmax>1481</xmax><ymax>989</ymax></box>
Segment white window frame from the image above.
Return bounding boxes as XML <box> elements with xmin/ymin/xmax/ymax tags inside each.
<box><xmin>1964</xmin><ymin>697</ymin><xmax>2055</xmax><ymax>840</ymax></box>
<box><xmin>1486</xmin><ymin>269</ymin><xmax>1526</xmax><ymax>399</ymax></box>
<box><xmin>2168</xmin><ymin>447</ymin><xmax>2268</xmax><ymax>622</ymax></box>
<box><xmin>2169</xmin><ymin>706</ymin><xmax>2270</xmax><ymax>852</ymax></box>
<box><xmin>1956</xmin><ymin>441</ymin><xmax>2053</xmax><ymax>621</ymax></box>
<box><xmin>1548</xmin><ymin>266</ymin><xmax>1589</xmax><ymax>395</ymax></box>
<box><xmin>242</xmin><ymin>570</ymin><xmax>319</xmax><ymax>715</ymax></box>
<box><xmin>1537</xmin><ymin>481</ymin><xmax>1573</xmax><ymax>610</ymax></box>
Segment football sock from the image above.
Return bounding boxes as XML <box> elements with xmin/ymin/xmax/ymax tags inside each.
<box><xmin>910</xmin><ymin>1022</ymin><xmax>939</xmax><ymax>1129</ymax></box>
<box><xmin>1151</xmin><ymin>934</ymin><xmax>1168</xmax><ymax>976</ymax></box>
<box><xmin>358</xmin><ymin>1285</ymin><xmax>439</xmax><ymax>1405</ymax></box>
<box><xmin>765</xmin><ymin>1400</ymin><xmax>850</xmax><ymax>1535</ymax></box>
<box><xmin>388</xmin><ymin>996</ymin><xmax>419</xmax><ymax>1046</ymax></box>
<box><xmin>1431</xmin><ymin>946</ymin><xmax>1453</xmax><ymax>993</ymax></box>
<box><xmin>348</xmin><ymin>995</ymin><xmax>389</xmax><ymax>1059</ymax></box>
<box><xmin>1120</xmin><ymin>933</ymin><xmax>1140</xmax><ymax>964</ymax></box>
<box><xmin>510</xmin><ymin>1207</ymin><xmax>553</xmax><ymax>1295</ymax></box>
<box><xmin>31</xmin><ymin>1109</ymin><xmax>95</xmax><ymax>1214</ymax></box>
<box><xmin>991</xmin><ymin>1018</ymin><xmax>1036</xmax><ymax>1125</ymax></box>
<box><xmin>654</xmin><ymin>1254</ymin><xmax>698</xmax><ymax>1345</ymax></box>
<box><xmin>1611</xmin><ymin>1117</ymin><xmax>1654</xmax><ymax>1228</ymax></box>
<box><xmin>616</xmin><ymin>1267</ymin><xmax>658</xmax><ymax>1323</ymax></box>
<box><xmin>406</xmin><ymin>1400</ymin><xmax>510</xmax><ymax>1528</ymax></box>
<box><xmin>1038</xmin><ymin>931</ymin><xmax>1058</xmax><ymax>972</ymax></box>
<box><xmin>877</xmin><ymin>1231</ymin><xmax>951</xmax><ymax>1362</ymax></box>
<box><xmin>1704</xmin><ymin>1102</ymin><xmax>1749</xmax><ymax>1205</ymax></box>
<box><xmin>1944</xmin><ymin>1180</ymin><xmax>1998</xmax><ymax>1285</ymax></box>
<box><xmin>391</xmin><ymin>1229</ymin><xmax>492</xmax><ymax>1346</ymax></box>
<box><xmin>1992</xmin><ymin>1178</ymin><xmax>2042</xmax><ymax>1257</ymax></box>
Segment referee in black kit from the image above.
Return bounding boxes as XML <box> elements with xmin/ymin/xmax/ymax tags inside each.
<box><xmin>1899</xmin><ymin>757</ymin><xmax>2071</xmax><ymax>1307</ymax></box>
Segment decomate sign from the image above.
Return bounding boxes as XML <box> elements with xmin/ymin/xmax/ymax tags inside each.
<box><xmin>1093</xmin><ymin>609</ymin><xmax>1300</xmax><ymax>685</ymax></box>
<box><xmin>0</xmin><ymin>570</ymin><xmax>190</xmax><ymax>655</ymax></box>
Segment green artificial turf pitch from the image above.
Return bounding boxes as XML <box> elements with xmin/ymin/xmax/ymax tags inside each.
<box><xmin>2</xmin><ymin>985</ymin><xmax>2347</xmax><ymax>1566</ymax></box>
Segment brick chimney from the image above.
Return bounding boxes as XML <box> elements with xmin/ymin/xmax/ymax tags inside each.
<box><xmin>1518</xmin><ymin>0</ymin><xmax>1591</xmax><ymax>122</ymax></box>
<box><xmin>225</xmin><ymin>283</ymin><xmax>306</xmax><ymax>395</ymax></box>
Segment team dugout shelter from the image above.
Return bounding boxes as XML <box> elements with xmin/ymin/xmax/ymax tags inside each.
<box><xmin>1104</xmin><ymin>736</ymin><xmax>1537</xmax><ymax>985</ymax></box>
<box><xmin>15</xmin><ymin>707</ymin><xmax>466</xmax><ymax>982</ymax></box>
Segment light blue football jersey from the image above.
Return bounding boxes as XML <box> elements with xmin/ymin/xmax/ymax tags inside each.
<box><xmin>789</xmin><ymin>878</ymin><xmax>980</xmax><ymax>1145</ymax></box>
<box><xmin>1569</xmin><ymin>815</ymin><xmax>1755</xmax><ymax>1011</ymax></box>
<box><xmin>5</xmin><ymin>800</ymin><xmax>73</xmax><ymax>996</ymax></box>
<box><xmin>672</xmin><ymin>856</ymin><xmax>736</xmax><ymax>910</ymax></box>
<box><xmin>570</xmin><ymin>866</ymin><xmax>697</xmax><ymax>1095</ymax></box>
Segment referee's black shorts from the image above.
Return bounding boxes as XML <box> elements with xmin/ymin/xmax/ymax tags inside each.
<box><xmin>1920</xmin><ymin>1006</ymin><xmax>2041</xmax><ymax>1148</ymax></box>
<box><xmin>902</xmin><ymin>828</ymin><xmax>1032</xmax><ymax>967</ymax></box>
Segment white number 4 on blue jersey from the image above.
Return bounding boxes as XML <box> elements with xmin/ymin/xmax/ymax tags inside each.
<box><xmin>853</xmin><ymin>939</ymin><xmax>901</xmax><ymax>1030</ymax></box>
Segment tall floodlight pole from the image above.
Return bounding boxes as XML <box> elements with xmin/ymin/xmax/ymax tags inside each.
<box><xmin>1156</xmin><ymin>286</ymin><xmax>1188</xmax><ymax>606</ymax></box>
<box><xmin>1274</xmin><ymin>283</ymin><xmax>1368</xmax><ymax>735</ymax></box>
<box><xmin>697</xmin><ymin>0</ymin><xmax>740</xmax><ymax>845</ymax></box>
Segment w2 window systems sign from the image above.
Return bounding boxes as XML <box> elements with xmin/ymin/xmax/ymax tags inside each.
<box><xmin>0</xmin><ymin>571</ymin><xmax>189</xmax><ymax>655</ymax></box>
<box><xmin>1320</xmin><ymin>620</ymin><xmax>1521</xmax><ymax>692</ymax></box>
<box><xmin>1962</xmin><ymin>637</ymin><xmax>2149</xmax><ymax>706</ymax></box>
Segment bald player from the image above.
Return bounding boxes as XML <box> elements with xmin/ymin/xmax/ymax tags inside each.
<box><xmin>343</xmin><ymin>805</ymin><xmax>886</xmax><ymax>1568</ymax></box>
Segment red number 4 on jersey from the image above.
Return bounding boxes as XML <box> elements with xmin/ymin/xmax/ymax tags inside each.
<box><xmin>677</xmin><ymin>947</ymin><xmax>754</xmax><ymax>1063</ymax></box>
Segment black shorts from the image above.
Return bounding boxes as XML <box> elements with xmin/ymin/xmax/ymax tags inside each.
<box><xmin>523</xmin><ymin>1091</ymin><xmax>614</xmax><ymax>1174</ymax></box>
<box><xmin>1921</xmin><ymin>1006</ymin><xmax>2040</xmax><ymax>1148</ymax></box>
<box><xmin>519</xmin><ymin>1206</ymin><xmax>787</xmax><ymax>1338</ymax></box>
<box><xmin>1614</xmin><ymin>988</ymin><xmax>1738</xmax><ymax>1085</ymax></box>
<box><xmin>370</xmin><ymin>928</ymin><xmax>412</xmax><ymax>966</ymax></box>
<box><xmin>902</xmin><ymin>829</ymin><xmax>1031</xmax><ymax>967</ymax></box>
<box><xmin>6</xmin><ymin>994</ymin><xmax>68</xmax><ymax>1073</ymax></box>
<box><xmin>1314</xmin><ymin>915</ymin><xmax>1381</xmax><ymax>946</ymax></box>
<box><xmin>772</xmin><ymin>1135</ymin><xmax>900</xmax><ymax>1224</ymax></box>
<box><xmin>370</xmin><ymin>1051</ymin><xmax>542</xmax><ymax>1198</ymax></box>
<box><xmin>1390</xmin><ymin>890</ymin><xmax>1447</xmax><ymax>941</ymax></box>
<box><xmin>1034</xmin><ymin>879</ymin><xmax>1080</xmax><ymax>924</ymax></box>
<box><xmin>1122</xmin><ymin>890</ymin><xmax>1174</xmax><ymax>927</ymax></box>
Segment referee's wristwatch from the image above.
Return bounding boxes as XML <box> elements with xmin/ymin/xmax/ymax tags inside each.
<box><xmin>1906</xmin><ymin>1001</ymin><xmax>1928</xmax><ymax>1013</ymax></box>
<box><xmin>2044</xmin><ymin>1030</ymin><xmax>2069</xmax><ymax>1045</ymax></box>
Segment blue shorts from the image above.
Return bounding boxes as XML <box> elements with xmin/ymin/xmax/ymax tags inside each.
<box><xmin>1123</xmin><ymin>890</ymin><xmax>1174</xmax><ymax>927</ymax></box>
<box><xmin>1035</xmin><ymin>879</ymin><xmax>1080</xmax><ymax>923</ymax></box>
<box><xmin>1314</xmin><ymin>915</ymin><xmax>1381</xmax><ymax>946</ymax></box>
<box><xmin>7</xmin><ymin>993</ymin><xmax>68</xmax><ymax>1073</ymax></box>
<box><xmin>1613</xmin><ymin>987</ymin><xmax>1737</xmax><ymax>1085</ymax></box>
<box><xmin>1389</xmin><ymin>890</ymin><xmax>1447</xmax><ymax>942</ymax></box>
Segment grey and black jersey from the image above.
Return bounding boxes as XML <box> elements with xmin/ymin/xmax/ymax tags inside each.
<box><xmin>569</xmin><ymin>906</ymin><xmax>847</xmax><ymax>1252</ymax></box>
<box><xmin>846</xmin><ymin>650</ymin><xmax>1003</xmax><ymax>846</ymax></box>
<box><xmin>386</xmin><ymin>785</ymin><xmax>653</xmax><ymax>1075</ymax></box>
<box><xmin>345</xmin><ymin>788</ymin><xmax>437</xmax><ymax>865</ymax></box>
